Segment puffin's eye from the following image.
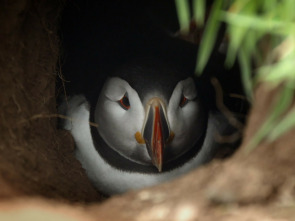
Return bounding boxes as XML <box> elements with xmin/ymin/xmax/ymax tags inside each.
<box><xmin>119</xmin><ymin>94</ymin><xmax>130</xmax><ymax>110</ymax></box>
<box><xmin>179</xmin><ymin>95</ymin><xmax>189</xmax><ymax>108</ymax></box>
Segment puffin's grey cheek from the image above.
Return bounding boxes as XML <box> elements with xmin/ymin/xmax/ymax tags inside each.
<box><xmin>167</xmin><ymin>102</ymin><xmax>204</xmax><ymax>156</ymax></box>
<box><xmin>95</xmin><ymin>102</ymin><xmax>124</xmax><ymax>141</ymax></box>
<box><xmin>95</xmin><ymin>96</ymin><xmax>151</xmax><ymax>165</ymax></box>
<box><xmin>167</xmin><ymin>111</ymin><xmax>187</xmax><ymax>154</ymax></box>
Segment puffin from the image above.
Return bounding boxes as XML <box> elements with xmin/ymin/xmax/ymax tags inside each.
<box><xmin>58</xmin><ymin>0</ymin><xmax>244</xmax><ymax>195</ymax></box>
<box><xmin>59</xmin><ymin>58</ymin><xmax>241</xmax><ymax>195</ymax></box>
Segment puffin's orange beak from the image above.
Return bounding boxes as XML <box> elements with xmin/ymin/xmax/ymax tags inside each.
<box><xmin>142</xmin><ymin>98</ymin><xmax>171</xmax><ymax>172</ymax></box>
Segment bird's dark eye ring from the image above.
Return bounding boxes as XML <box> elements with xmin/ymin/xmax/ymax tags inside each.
<box><xmin>179</xmin><ymin>95</ymin><xmax>189</xmax><ymax>108</ymax></box>
<box><xmin>119</xmin><ymin>94</ymin><xmax>130</xmax><ymax>110</ymax></box>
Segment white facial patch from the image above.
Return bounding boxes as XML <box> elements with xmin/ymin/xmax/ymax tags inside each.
<box><xmin>95</xmin><ymin>77</ymin><xmax>151</xmax><ymax>164</ymax></box>
<box><xmin>103</xmin><ymin>77</ymin><xmax>129</xmax><ymax>101</ymax></box>
<box><xmin>182</xmin><ymin>77</ymin><xmax>198</xmax><ymax>100</ymax></box>
<box><xmin>95</xmin><ymin>77</ymin><xmax>206</xmax><ymax>166</ymax></box>
<box><xmin>167</xmin><ymin>77</ymin><xmax>206</xmax><ymax>159</ymax></box>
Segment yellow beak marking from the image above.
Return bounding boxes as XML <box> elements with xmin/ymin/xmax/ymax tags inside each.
<box><xmin>135</xmin><ymin>131</ymin><xmax>146</xmax><ymax>144</ymax></box>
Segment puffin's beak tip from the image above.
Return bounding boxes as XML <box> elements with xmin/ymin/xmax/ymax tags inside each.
<box><xmin>157</xmin><ymin>165</ymin><xmax>162</xmax><ymax>172</ymax></box>
<box><xmin>153</xmin><ymin>160</ymin><xmax>162</xmax><ymax>172</ymax></box>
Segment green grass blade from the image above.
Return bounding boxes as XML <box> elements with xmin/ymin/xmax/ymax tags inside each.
<box><xmin>225</xmin><ymin>24</ymin><xmax>248</xmax><ymax>67</ymax></box>
<box><xmin>196</xmin><ymin>0</ymin><xmax>223</xmax><ymax>74</ymax></box>
<box><xmin>245</xmin><ymin>85</ymin><xmax>294</xmax><ymax>152</ymax></box>
<box><xmin>175</xmin><ymin>0</ymin><xmax>191</xmax><ymax>33</ymax></box>
<box><xmin>220</xmin><ymin>12</ymin><xmax>295</xmax><ymax>36</ymax></box>
<box><xmin>193</xmin><ymin>0</ymin><xmax>205</xmax><ymax>26</ymax></box>
<box><xmin>268</xmin><ymin>101</ymin><xmax>295</xmax><ymax>141</ymax></box>
<box><xmin>238</xmin><ymin>47</ymin><xmax>253</xmax><ymax>101</ymax></box>
<box><xmin>257</xmin><ymin>55</ymin><xmax>295</xmax><ymax>84</ymax></box>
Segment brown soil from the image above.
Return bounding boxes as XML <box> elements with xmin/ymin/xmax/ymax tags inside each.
<box><xmin>0</xmin><ymin>0</ymin><xmax>101</xmax><ymax>202</ymax></box>
<box><xmin>0</xmin><ymin>1</ymin><xmax>294</xmax><ymax>220</ymax></box>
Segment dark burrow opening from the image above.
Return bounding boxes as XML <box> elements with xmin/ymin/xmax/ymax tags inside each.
<box><xmin>56</xmin><ymin>0</ymin><xmax>249</xmax><ymax>197</ymax></box>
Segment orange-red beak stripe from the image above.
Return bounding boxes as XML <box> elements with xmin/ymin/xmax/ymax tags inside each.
<box><xmin>152</xmin><ymin>106</ymin><xmax>163</xmax><ymax>172</ymax></box>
